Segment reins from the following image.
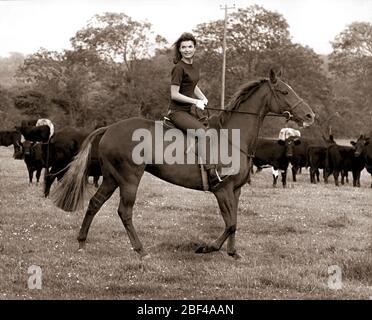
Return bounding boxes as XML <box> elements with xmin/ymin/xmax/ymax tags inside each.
<box><xmin>205</xmin><ymin>106</ymin><xmax>291</xmax><ymax>119</ymax></box>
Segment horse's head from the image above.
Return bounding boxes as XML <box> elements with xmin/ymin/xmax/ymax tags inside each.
<box><xmin>267</xmin><ymin>69</ymin><xmax>315</xmax><ymax>128</ymax></box>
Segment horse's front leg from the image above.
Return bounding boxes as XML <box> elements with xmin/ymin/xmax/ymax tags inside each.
<box><xmin>195</xmin><ymin>185</ymin><xmax>237</xmax><ymax>255</ymax></box>
<box><xmin>226</xmin><ymin>187</ymin><xmax>241</xmax><ymax>259</ymax></box>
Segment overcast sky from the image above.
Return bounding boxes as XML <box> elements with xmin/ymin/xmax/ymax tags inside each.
<box><xmin>0</xmin><ymin>0</ymin><xmax>371</xmax><ymax>57</ymax></box>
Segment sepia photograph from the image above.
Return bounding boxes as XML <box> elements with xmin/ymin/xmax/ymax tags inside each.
<box><xmin>0</xmin><ymin>0</ymin><xmax>371</xmax><ymax>305</ymax></box>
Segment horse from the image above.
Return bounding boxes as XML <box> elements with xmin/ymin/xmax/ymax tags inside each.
<box><xmin>52</xmin><ymin>69</ymin><xmax>315</xmax><ymax>259</ymax></box>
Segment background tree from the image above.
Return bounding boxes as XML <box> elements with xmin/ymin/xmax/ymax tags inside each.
<box><xmin>3</xmin><ymin>8</ymin><xmax>370</xmax><ymax>138</ymax></box>
<box><xmin>329</xmin><ymin>22</ymin><xmax>372</xmax><ymax>135</ymax></box>
<box><xmin>193</xmin><ymin>5</ymin><xmax>333</xmax><ymax>136</ymax></box>
<box><xmin>15</xmin><ymin>48</ymin><xmax>95</xmax><ymax>126</ymax></box>
<box><xmin>0</xmin><ymin>53</ymin><xmax>24</xmax><ymax>88</ymax></box>
<box><xmin>69</xmin><ymin>12</ymin><xmax>168</xmax><ymax>124</ymax></box>
<box><xmin>0</xmin><ymin>85</ymin><xmax>23</xmax><ymax>128</ymax></box>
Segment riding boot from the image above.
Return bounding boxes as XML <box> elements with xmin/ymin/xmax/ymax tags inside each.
<box><xmin>203</xmin><ymin>131</ymin><xmax>231</xmax><ymax>191</ymax></box>
<box><xmin>205</xmin><ymin>164</ymin><xmax>229</xmax><ymax>191</ymax></box>
<box><xmin>205</xmin><ymin>164</ymin><xmax>221</xmax><ymax>183</ymax></box>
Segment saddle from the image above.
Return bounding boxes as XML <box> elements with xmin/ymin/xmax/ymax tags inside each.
<box><xmin>164</xmin><ymin>107</ymin><xmax>221</xmax><ymax>129</ymax></box>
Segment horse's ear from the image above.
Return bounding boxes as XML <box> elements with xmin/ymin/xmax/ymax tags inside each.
<box><xmin>269</xmin><ymin>68</ymin><xmax>277</xmax><ymax>83</ymax></box>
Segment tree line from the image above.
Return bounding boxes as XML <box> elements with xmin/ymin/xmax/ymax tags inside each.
<box><xmin>0</xmin><ymin>5</ymin><xmax>371</xmax><ymax>137</ymax></box>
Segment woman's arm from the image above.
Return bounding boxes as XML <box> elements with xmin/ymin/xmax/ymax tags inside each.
<box><xmin>171</xmin><ymin>85</ymin><xmax>198</xmax><ymax>104</ymax></box>
<box><xmin>194</xmin><ymin>85</ymin><xmax>207</xmax><ymax>101</ymax></box>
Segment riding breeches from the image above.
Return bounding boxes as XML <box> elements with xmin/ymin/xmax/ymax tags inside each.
<box><xmin>168</xmin><ymin>110</ymin><xmax>206</xmax><ymax>131</ymax></box>
<box><xmin>168</xmin><ymin>110</ymin><xmax>219</xmax><ymax>168</ymax></box>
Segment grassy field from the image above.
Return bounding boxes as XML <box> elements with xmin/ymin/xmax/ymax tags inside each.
<box><xmin>0</xmin><ymin>144</ymin><xmax>371</xmax><ymax>300</ymax></box>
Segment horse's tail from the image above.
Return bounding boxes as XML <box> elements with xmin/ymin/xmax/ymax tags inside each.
<box><xmin>51</xmin><ymin>126</ymin><xmax>108</xmax><ymax>212</ymax></box>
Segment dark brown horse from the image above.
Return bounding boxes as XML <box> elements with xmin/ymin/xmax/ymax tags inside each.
<box><xmin>52</xmin><ymin>69</ymin><xmax>315</xmax><ymax>259</ymax></box>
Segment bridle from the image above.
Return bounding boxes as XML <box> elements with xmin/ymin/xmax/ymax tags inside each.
<box><xmin>204</xmin><ymin>79</ymin><xmax>304</xmax><ymax>122</ymax></box>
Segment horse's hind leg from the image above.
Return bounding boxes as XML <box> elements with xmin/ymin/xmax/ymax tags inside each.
<box><xmin>77</xmin><ymin>176</ymin><xmax>118</xmax><ymax>250</ymax></box>
<box><xmin>117</xmin><ymin>179</ymin><xmax>146</xmax><ymax>258</ymax></box>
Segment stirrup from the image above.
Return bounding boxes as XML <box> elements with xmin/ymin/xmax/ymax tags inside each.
<box><xmin>208</xmin><ymin>168</ymin><xmax>228</xmax><ymax>192</ymax></box>
<box><xmin>214</xmin><ymin>168</ymin><xmax>223</xmax><ymax>182</ymax></box>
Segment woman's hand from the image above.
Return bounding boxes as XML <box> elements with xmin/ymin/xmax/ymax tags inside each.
<box><xmin>195</xmin><ymin>99</ymin><xmax>206</xmax><ymax>110</ymax></box>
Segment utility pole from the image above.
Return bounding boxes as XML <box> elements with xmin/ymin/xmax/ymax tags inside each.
<box><xmin>220</xmin><ymin>4</ymin><xmax>235</xmax><ymax>109</ymax></box>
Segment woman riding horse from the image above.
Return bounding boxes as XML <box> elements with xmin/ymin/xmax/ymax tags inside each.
<box><xmin>167</xmin><ymin>32</ymin><xmax>225</xmax><ymax>190</ymax></box>
<box><xmin>52</xmin><ymin>68</ymin><xmax>315</xmax><ymax>260</ymax></box>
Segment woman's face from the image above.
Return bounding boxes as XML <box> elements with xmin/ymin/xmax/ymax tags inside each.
<box><xmin>179</xmin><ymin>40</ymin><xmax>196</xmax><ymax>60</ymax></box>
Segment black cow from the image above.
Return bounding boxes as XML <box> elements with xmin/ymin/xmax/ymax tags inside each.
<box><xmin>307</xmin><ymin>145</ymin><xmax>327</xmax><ymax>183</ymax></box>
<box><xmin>326</xmin><ymin>140</ymin><xmax>365</xmax><ymax>187</ymax></box>
<box><xmin>288</xmin><ymin>134</ymin><xmax>334</xmax><ymax>183</ymax></box>
<box><xmin>43</xmin><ymin>127</ymin><xmax>102</xmax><ymax>197</ymax></box>
<box><xmin>0</xmin><ymin>130</ymin><xmax>23</xmax><ymax>159</ymax></box>
<box><xmin>253</xmin><ymin>136</ymin><xmax>301</xmax><ymax>187</ymax></box>
<box><xmin>351</xmin><ymin>135</ymin><xmax>371</xmax><ymax>187</ymax></box>
<box><xmin>290</xmin><ymin>138</ymin><xmax>314</xmax><ymax>182</ymax></box>
<box><xmin>22</xmin><ymin>141</ymin><xmax>45</xmax><ymax>184</ymax></box>
<box><xmin>15</xmin><ymin>125</ymin><xmax>51</xmax><ymax>143</ymax></box>
<box><xmin>341</xmin><ymin>144</ymin><xmax>365</xmax><ymax>187</ymax></box>
<box><xmin>307</xmin><ymin>135</ymin><xmax>339</xmax><ymax>184</ymax></box>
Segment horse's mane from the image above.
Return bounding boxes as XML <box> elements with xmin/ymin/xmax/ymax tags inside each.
<box><xmin>217</xmin><ymin>78</ymin><xmax>268</xmax><ymax>125</ymax></box>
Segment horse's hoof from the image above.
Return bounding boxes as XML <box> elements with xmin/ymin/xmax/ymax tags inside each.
<box><xmin>77</xmin><ymin>245</ymin><xmax>85</xmax><ymax>253</ymax></box>
<box><xmin>228</xmin><ymin>252</ymin><xmax>242</xmax><ymax>260</ymax></box>
<box><xmin>195</xmin><ymin>245</ymin><xmax>206</xmax><ymax>253</ymax></box>
<box><xmin>195</xmin><ymin>244</ymin><xmax>218</xmax><ymax>254</ymax></box>
<box><xmin>135</xmin><ymin>248</ymin><xmax>148</xmax><ymax>259</ymax></box>
<box><xmin>140</xmin><ymin>253</ymin><xmax>151</xmax><ymax>261</ymax></box>
<box><xmin>78</xmin><ymin>241</ymin><xmax>85</xmax><ymax>251</ymax></box>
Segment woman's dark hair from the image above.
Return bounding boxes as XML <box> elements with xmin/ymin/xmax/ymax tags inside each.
<box><xmin>172</xmin><ymin>32</ymin><xmax>197</xmax><ymax>64</ymax></box>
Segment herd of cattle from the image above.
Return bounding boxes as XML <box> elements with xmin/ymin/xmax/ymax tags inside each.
<box><xmin>253</xmin><ymin>132</ymin><xmax>372</xmax><ymax>188</ymax></box>
<box><xmin>0</xmin><ymin>119</ymin><xmax>102</xmax><ymax>196</ymax></box>
<box><xmin>1</xmin><ymin>119</ymin><xmax>372</xmax><ymax>194</ymax></box>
